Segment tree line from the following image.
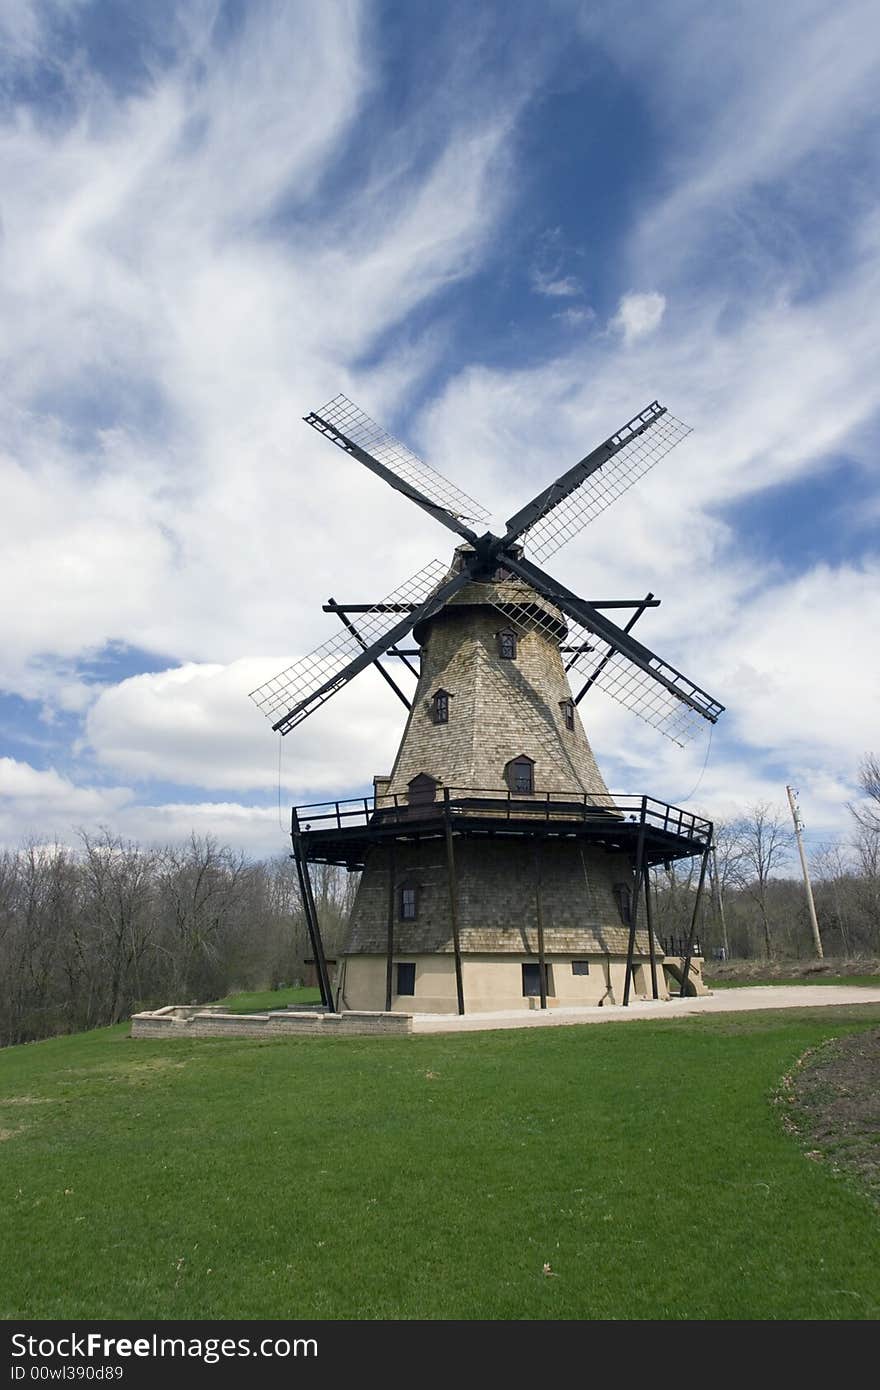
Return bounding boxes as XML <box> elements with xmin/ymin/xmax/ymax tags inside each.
<box><xmin>2</xmin><ymin>756</ymin><xmax>877</xmax><ymax>1046</ymax></box>
<box><xmin>0</xmin><ymin>830</ymin><xmax>355</xmax><ymax>1047</ymax></box>
<box><xmin>653</xmin><ymin>755</ymin><xmax>880</xmax><ymax>962</ymax></box>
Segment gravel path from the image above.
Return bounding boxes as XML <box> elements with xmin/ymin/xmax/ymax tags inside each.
<box><xmin>411</xmin><ymin>984</ymin><xmax>880</xmax><ymax>1033</ymax></box>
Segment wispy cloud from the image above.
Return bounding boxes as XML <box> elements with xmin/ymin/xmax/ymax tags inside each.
<box><xmin>531</xmin><ymin>269</ymin><xmax>582</xmax><ymax>297</ymax></box>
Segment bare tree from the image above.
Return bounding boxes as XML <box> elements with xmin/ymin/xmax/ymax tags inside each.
<box><xmin>78</xmin><ymin>828</ymin><xmax>158</xmax><ymax>1022</ymax></box>
<box><xmin>735</xmin><ymin>803</ymin><xmax>793</xmax><ymax>959</ymax></box>
<box><xmin>851</xmin><ymin>753</ymin><xmax>880</xmax><ymax>834</ymax></box>
<box><xmin>810</xmin><ymin>842</ymin><xmax>854</xmax><ymax>955</ymax></box>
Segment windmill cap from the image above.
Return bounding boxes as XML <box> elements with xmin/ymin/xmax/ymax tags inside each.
<box><xmin>412</xmin><ymin>548</ymin><xmax>568</xmax><ymax>644</ymax></box>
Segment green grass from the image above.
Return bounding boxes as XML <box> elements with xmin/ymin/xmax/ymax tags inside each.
<box><xmin>211</xmin><ymin>985</ymin><xmax>322</xmax><ymax>1013</ymax></box>
<box><xmin>2</xmin><ymin>998</ymin><xmax>880</xmax><ymax>1320</ymax></box>
<box><xmin>707</xmin><ymin>976</ymin><xmax>880</xmax><ymax>989</ymax></box>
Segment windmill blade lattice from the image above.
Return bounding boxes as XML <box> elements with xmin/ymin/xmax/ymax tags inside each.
<box><xmin>517</xmin><ymin>409</ymin><xmax>692</xmax><ymax>562</ymax></box>
<box><xmin>572</xmin><ymin>642</ymin><xmax>709</xmax><ymax>745</ymax></box>
<box><xmin>249</xmin><ymin>559</ymin><xmax>448</xmax><ymax>732</ymax></box>
<box><xmin>486</xmin><ymin>592</ymin><xmax>709</xmax><ymax>747</ymax></box>
<box><xmin>305</xmin><ymin>395</ymin><xmax>491</xmax><ymax>527</ymax></box>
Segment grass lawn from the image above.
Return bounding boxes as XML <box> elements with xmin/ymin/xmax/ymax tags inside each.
<box><xmin>707</xmin><ymin>976</ymin><xmax>880</xmax><ymax>989</ymax></box>
<box><xmin>2</xmin><ymin>997</ymin><xmax>880</xmax><ymax>1320</ymax></box>
<box><xmin>212</xmin><ymin>986</ymin><xmax>322</xmax><ymax>1013</ymax></box>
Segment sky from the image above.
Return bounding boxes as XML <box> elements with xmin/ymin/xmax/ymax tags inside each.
<box><xmin>1</xmin><ymin>0</ymin><xmax>879</xmax><ymax>863</ymax></box>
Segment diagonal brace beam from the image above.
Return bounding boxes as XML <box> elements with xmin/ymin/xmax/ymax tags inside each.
<box><xmin>326</xmin><ymin>597</ymin><xmax>412</xmax><ymax>712</ymax></box>
<box><xmin>573</xmin><ymin>592</ymin><xmax>654</xmax><ymax>701</ymax></box>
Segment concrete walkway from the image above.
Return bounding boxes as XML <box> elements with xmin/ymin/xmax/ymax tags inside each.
<box><xmin>410</xmin><ymin>984</ymin><xmax>880</xmax><ymax>1034</ymax></box>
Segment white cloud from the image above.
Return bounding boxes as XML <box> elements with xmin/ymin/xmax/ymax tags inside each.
<box><xmin>532</xmin><ymin>270</ymin><xmax>582</xmax><ymax>298</ymax></box>
<box><xmin>0</xmin><ymin>753</ymin><xmax>290</xmax><ymax>855</ymax></box>
<box><xmin>0</xmin><ymin>757</ymin><xmax>133</xmax><ymax>844</ymax></box>
<box><xmin>84</xmin><ymin>657</ymin><xmax>416</xmax><ymax>795</ymax></box>
<box><xmin>0</xmin><ymin>3</ymin><xmax>530</xmax><ymax>708</ymax></box>
<box><xmin>609</xmin><ymin>291</ymin><xmax>666</xmax><ymax>344</ymax></box>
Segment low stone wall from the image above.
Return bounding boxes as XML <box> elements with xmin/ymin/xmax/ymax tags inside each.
<box><xmin>130</xmin><ymin>1005</ymin><xmax>413</xmax><ymax>1039</ymax></box>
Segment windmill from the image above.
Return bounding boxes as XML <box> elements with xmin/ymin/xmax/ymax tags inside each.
<box><xmin>251</xmin><ymin>395</ymin><xmax>721</xmax><ymax>1015</ymax></box>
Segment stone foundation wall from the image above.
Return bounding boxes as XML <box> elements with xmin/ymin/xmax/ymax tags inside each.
<box><xmin>131</xmin><ymin>1006</ymin><xmax>412</xmax><ymax>1039</ymax></box>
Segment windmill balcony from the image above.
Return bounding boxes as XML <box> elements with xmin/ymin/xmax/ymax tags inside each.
<box><xmin>291</xmin><ymin>787</ymin><xmax>712</xmax><ymax>870</ymax></box>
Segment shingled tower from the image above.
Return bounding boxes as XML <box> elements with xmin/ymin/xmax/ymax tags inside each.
<box><xmin>251</xmin><ymin>395</ymin><xmax>721</xmax><ymax>1014</ymax></box>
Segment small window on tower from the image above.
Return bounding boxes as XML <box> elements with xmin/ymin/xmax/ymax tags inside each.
<box><xmin>560</xmin><ymin>699</ymin><xmax>575</xmax><ymax>731</ymax></box>
<box><xmin>432</xmin><ymin>689</ymin><xmax>450</xmax><ymax>724</ymax></box>
<box><xmin>399</xmin><ymin>885</ymin><xmax>418</xmax><ymax>920</ymax></box>
<box><xmin>613</xmin><ymin>882</ymin><xmax>632</xmax><ymax>925</ymax></box>
<box><xmin>498</xmin><ymin>628</ymin><xmax>517</xmax><ymax>660</ymax></box>
<box><xmin>506</xmin><ymin>755</ymin><xmax>535</xmax><ymax>794</ymax></box>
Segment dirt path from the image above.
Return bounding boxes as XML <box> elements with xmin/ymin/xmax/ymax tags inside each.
<box><xmin>411</xmin><ymin>984</ymin><xmax>880</xmax><ymax>1033</ymax></box>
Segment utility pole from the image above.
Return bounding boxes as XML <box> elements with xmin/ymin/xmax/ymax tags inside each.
<box><xmin>785</xmin><ymin>785</ymin><xmax>823</xmax><ymax>959</ymax></box>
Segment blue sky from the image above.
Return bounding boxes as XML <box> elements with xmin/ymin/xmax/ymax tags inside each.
<box><xmin>1</xmin><ymin>0</ymin><xmax>879</xmax><ymax>860</ymax></box>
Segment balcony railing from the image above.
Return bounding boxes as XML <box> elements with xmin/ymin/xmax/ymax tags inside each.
<box><xmin>660</xmin><ymin>935</ymin><xmax>704</xmax><ymax>958</ymax></box>
<box><xmin>291</xmin><ymin>787</ymin><xmax>712</xmax><ymax>845</ymax></box>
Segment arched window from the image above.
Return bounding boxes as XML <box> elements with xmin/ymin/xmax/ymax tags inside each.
<box><xmin>560</xmin><ymin>699</ymin><xmax>575</xmax><ymax>731</ymax></box>
<box><xmin>505</xmin><ymin>755</ymin><xmax>535</xmax><ymax>794</ymax></box>
<box><xmin>498</xmin><ymin>628</ymin><xmax>517</xmax><ymax>660</ymax></box>
<box><xmin>432</xmin><ymin>689</ymin><xmax>450</xmax><ymax>725</ymax></box>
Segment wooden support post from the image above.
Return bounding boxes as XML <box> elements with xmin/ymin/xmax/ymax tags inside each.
<box><xmin>623</xmin><ymin>798</ymin><xmax>648</xmax><ymax>1007</ymax></box>
<box><xmin>385</xmin><ymin>842</ymin><xmax>396</xmax><ymax>1013</ymax></box>
<box><xmin>643</xmin><ymin>862</ymin><xmax>659</xmax><ymax>999</ymax></box>
<box><xmin>680</xmin><ymin>841</ymin><xmax>711</xmax><ymax>997</ymax></box>
<box><xmin>290</xmin><ymin>811</ymin><xmax>334</xmax><ymax>1011</ymax></box>
<box><xmin>533</xmin><ymin>839</ymin><xmax>548</xmax><ymax>1010</ymax></box>
<box><xmin>443</xmin><ymin>790</ymin><xmax>466</xmax><ymax>1015</ymax></box>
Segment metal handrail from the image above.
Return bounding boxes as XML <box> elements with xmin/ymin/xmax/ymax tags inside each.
<box><xmin>292</xmin><ymin>786</ymin><xmax>712</xmax><ymax>841</ymax></box>
<box><xmin>661</xmin><ymin>936</ymin><xmax>704</xmax><ymax>958</ymax></box>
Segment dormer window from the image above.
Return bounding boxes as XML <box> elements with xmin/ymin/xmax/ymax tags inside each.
<box><xmin>505</xmin><ymin>755</ymin><xmax>535</xmax><ymax>794</ymax></box>
<box><xmin>560</xmin><ymin>699</ymin><xmax>575</xmax><ymax>731</ymax></box>
<box><xmin>432</xmin><ymin>689</ymin><xmax>450</xmax><ymax>725</ymax></box>
<box><xmin>498</xmin><ymin>628</ymin><xmax>517</xmax><ymax>660</ymax></box>
<box><xmin>407</xmin><ymin>772</ymin><xmax>438</xmax><ymax>807</ymax></box>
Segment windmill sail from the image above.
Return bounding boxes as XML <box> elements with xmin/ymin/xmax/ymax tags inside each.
<box><xmin>495</xmin><ymin>554</ymin><xmax>724</xmax><ymax>745</ymax></box>
<box><xmin>250</xmin><ymin>560</ymin><xmax>450</xmax><ymax>733</ymax></box>
<box><xmin>505</xmin><ymin>403</ymin><xmax>691</xmax><ymax>562</ymax></box>
<box><xmin>304</xmin><ymin>395</ymin><xmax>491</xmax><ymax>538</ymax></box>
